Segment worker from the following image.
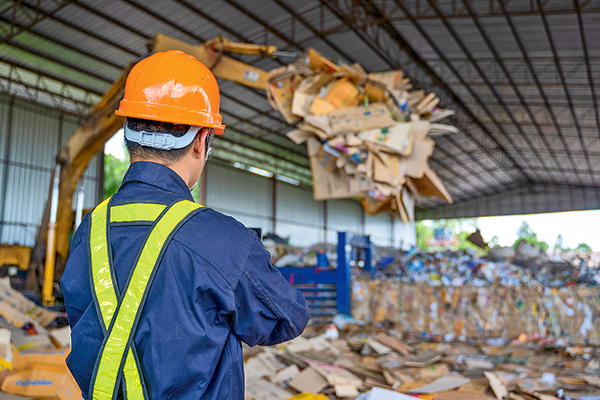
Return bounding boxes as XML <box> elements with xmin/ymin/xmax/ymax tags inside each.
<box><xmin>61</xmin><ymin>50</ymin><xmax>310</xmax><ymax>400</ymax></box>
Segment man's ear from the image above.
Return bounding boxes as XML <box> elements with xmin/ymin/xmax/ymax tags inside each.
<box><xmin>192</xmin><ymin>129</ymin><xmax>208</xmax><ymax>159</ymax></box>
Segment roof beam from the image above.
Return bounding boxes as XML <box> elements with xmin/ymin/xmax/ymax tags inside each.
<box><xmin>16</xmin><ymin>0</ymin><xmax>139</xmax><ymax>57</ymax></box>
<box><xmin>368</xmin><ymin>0</ymin><xmax>531</xmax><ymax>184</ymax></box>
<box><xmin>425</xmin><ymin>0</ymin><xmax>552</xmax><ymax>185</ymax></box>
<box><xmin>535</xmin><ymin>0</ymin><xmax>595</xmax><ymax>185</ymax></box>
<box><xmin>574</xmin><ymin>0</ymin><xmax>600</xmax><ymax>164</ymax></box>
<box><xmin>498</xmin><ymin>0</ymin><xmax>588</xmax><ymax>186</ymax></box>
<box><xmin>319</xmin><ymin>0</ymin><xmax>520</xmax><ymax>193</ymax></box>
<box><xmin>0</xmin><ymin>0</ymin><xmax>73</xmax><ymax>46</ymax></box>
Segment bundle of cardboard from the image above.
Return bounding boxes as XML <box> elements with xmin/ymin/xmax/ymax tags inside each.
<box><xmin>266</xmin><ymin>50</ymin><xmax>454</xmax><ymax>223</ymax></box>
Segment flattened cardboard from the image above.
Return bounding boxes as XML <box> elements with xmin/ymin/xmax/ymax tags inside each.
<box><xmin>485</xmin><ymin>372</ymin><xmax>508</xmax><ymax>400</ymax></box>
<box><xmin>360</xmin><ymin>123</ymin><xmax>413</xmax><ymax>155</ymax></box>
<box><xmin>405</xmin><ymin>375</ymin><xmax>470</xmax><ymax>394</ymax></box>
<box><xmin>246</xmin><ymin>378</ymin><xmax>294</xmax><ymax>400</ymax></box>
<box><xmin>291</xmin><ymin>92</ymin><xmax>317</xmax><ymax>118</ymax></box>
<box><xmin>323</xmin><ymin>78</ymin><xmax>360</xmax><ymax>110</ymax></box>
<box><xmin>335</xmin><ymin>384</ymin><xmax>359</xmax><ymax>398</ymax></box>
<box><xmin>307</xmin><ymin>361</ymin><xmax>362</xmax><ymax>387</ymax></box>
<box><xmin>372</xmin><ymin>152</ymin><xmax>406</xmax><ymax>186</ymax></box>
<box><xmin>286</xmin><ymin>129</ymin><xmax>314</xmax><ymax>145</ymax></box>
<box><xmin>411</xmin><ymin>164</ymin><xmax>453</xmax><ymax>204</ymax></box>
<box><xmin>404</xmin><ymin>138</ymin><xmax>435</xmax><ymax>179</ymax></box>
<box><xmin>329</xmin><ymin>104</ymin><xmax>395</xmax><ymax>134</ymax></box>
<box><xmin>404</xmin><ymin>351</ymin><xmax>443</xmax><ymax>367</ymax></box>
<box><xmin>375</xmin><ymin>333</ymin><xmax>411</xmax><ymax>356</ymax></box>
<box><xmin>288</xmin><ymin>367</ymin><xmax>329</xmax><ymax>394</ymax></box>
<box><xmin>308</xmin><ymin>139</ymin><xmax>372</xmax><ymax>200</ymax></box>
<box><xmin>368</xmin><ymin>71</ymin><xmax>404</xmax><ymax>90</ymax></box>
<box><xmin>267</xmin><ymin>76</ymin><xmax>299</xmax><ymax>124</ymax></box>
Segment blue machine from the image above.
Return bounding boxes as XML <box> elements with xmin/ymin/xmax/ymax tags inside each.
<box><xmin>277</xmin><ymin>232</ymin><xmax>372</xmax><ymax>318</ymax></box>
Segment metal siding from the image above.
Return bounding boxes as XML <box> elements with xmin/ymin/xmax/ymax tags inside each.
<box><xmin>205</xmin><ymin>163</ymin><xmax>272</xmax><ymax>229</ymax></box>
<box><xmin>0</xmin><ymin>94</ymin><xmax>99</xmax><ymax>245</ymax></box>
<box><xmin>276</xmin><ymin>222</ymin><xmax>324</xmax><ymax>247</ymax></box>
<box><xmin>395</xmin><ymin>221</ymin><xmax>417</xmax><ymax>249</ymax></box>
<box><xmin>365</xmin><ymin>212</ymin><xmax>392</xmax><ymax>246</ymax></box>
<box><xmin>276</xmin><ymin>184</ymin><xmax>323</xmax><ymax>227</ymax></box>
<box><xmin>327</xmin><ymin>200</ymin><xmax>362</xmax><ymax>243</ymax></box>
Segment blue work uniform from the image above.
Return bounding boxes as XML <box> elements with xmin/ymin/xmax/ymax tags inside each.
<box><xmin>62</xmin><ymin>161</ymin><xmax>310</xmax><ymax>400</ymax></box>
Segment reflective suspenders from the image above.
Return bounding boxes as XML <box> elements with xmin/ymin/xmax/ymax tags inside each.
<box><xmin>88</xmin><ymin>198</ymin><xmax>204</xmax><ymax>400</ymax></box>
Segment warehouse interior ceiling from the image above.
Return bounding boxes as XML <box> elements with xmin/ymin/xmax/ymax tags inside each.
<box><xmin>1</xmin><ymin>0</ymin><xmax>600</xmax><ymax>219</ymax></box>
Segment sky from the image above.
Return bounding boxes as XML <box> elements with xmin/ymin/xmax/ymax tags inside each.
<box><xmin>105</xmin><ymin>130</ymin><xmax>600</xmax><ymax>251</ymax></box>
<box><xmin>106</xmin><ymin>129</ymin><xmax>126</xmax><ymax>160</ymax></box>
<box><xmin>477</xmin><ymin>211</ymin><xmax>600</xmax><ymax>251</ymax></box>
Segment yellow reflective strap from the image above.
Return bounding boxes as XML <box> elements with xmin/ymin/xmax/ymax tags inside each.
<box><xmin>110</xmin><ymin>203</ymin><xmax>166</xmax><ymax>223</ymax></box>
<box><xmin>90</xmin><ymin>198</ymin><xmax>116</xmax><ymax>329</ymax></box>
<box><xmin>123</xmin><ymin>353</ymin><xmax>144</xmax><ymax>400</ymax></box>
<box><xmin>92</xmin><ymin>201</ymin><xmax>202</xmax><ymax>400</ymax></box>
<box><xmin>90</xmin><ymin>199</ymin><xmax>147</xmax><ymax>400</ymax></box>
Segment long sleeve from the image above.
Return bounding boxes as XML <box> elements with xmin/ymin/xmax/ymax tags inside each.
<box><xmin>232</xmin><ymin>235</ymin><xmax>310</xmax><ymax>346</ymax></box>
<box><xmin>61</xmin><ymin>215</ymin><xmax>92</xmax><ymax>329</ymax></box>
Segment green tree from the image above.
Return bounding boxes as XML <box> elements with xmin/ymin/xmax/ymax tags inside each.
<box><xmin>554</xmin><ymin>234</ymin><xmax>564</xmax><ymax>251</ymax></box>
<box><xmin>103</xmin><ymin>153</ymin><xmax>129</xmax><ymax>199</ymax></box>
<box><xmin>514</xmin><ymin>221</ymin><xmax>549</xmax><ymax>251</ymax></box>
<box><xmin>488</xmin><ymin>235</ymin><xmax>500</xmax><ymax>248</ymax></box>
<box><xmin>575</xmin><ymin>243</ymin><xmax>593</xmax><ymax>253</ymax></box>
<box><xmin>416</xmin><ymin>221</ymin><xmax>433</xmax><ymax>250</ymax></box>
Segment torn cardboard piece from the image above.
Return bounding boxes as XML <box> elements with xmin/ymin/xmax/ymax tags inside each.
<box><xmin>405</xmin><ymin>375</ymin><xmax>470</xmax><ymax>394</ymax></box>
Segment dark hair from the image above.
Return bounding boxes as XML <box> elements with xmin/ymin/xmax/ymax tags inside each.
<box><xmin>124</xmin><ymin>118</ymin><xmax>197</xmax><ymax>164</ymax></box>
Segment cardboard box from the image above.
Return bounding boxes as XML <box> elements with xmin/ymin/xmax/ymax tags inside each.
<box><xmin>1</xmin><ymin>366</ymin><xmax>81</xmax><ymax>400</ymax></box>
<box><xmin>12</xmin><ymin>349</ymin><xmax>69</xmax><ymax>371</ymax></box>
<box><xmin>328</xmin><ymin>104</ymin><xmax>395</xmax><ymax>134</ymax></box>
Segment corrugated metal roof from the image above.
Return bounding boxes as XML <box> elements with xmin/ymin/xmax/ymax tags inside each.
<box><xmin>1</xmin><ymin>0</ymin><xmax>599</xmax><ymax>217</ymax></box>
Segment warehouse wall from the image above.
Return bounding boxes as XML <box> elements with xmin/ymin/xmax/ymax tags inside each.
<box><xmin>0</xmin><ymin>94</ymin><xmax>102</xmax><ymax>247</ymax></box>
<box><xmin>205</xmin><ymin>162</ymin><xmax>416</xmax><ymax>248</ymax></box>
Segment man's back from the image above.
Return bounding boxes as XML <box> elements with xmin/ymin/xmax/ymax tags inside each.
<box><xmin>62</xmin><ymin>161</ymin><xmax>310</xmax><ymax>399</ymax></box>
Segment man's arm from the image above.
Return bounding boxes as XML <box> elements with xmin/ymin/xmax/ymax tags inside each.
<box><xmin>232</xmin><ymin>235</ymin><xmax>310</xmax><ymax>346</ymax></box>
<box><xmin>61</xmin><ymin>215</ymin><xmax>92</xmax><ymax>328</ymax></box>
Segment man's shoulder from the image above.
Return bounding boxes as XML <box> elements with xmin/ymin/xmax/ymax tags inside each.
<box><xmin>172</xmin><ymin>207</ymin><xmax>258</xmax><ymax>279</ymax></box>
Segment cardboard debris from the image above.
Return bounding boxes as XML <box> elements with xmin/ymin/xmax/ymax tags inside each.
<box><xmin>241</xmin><ymin>321</ymin><xmax>600</xmax><ymax>400</ymax></box>
<box><xmin>246</xmin><ymin>378</ymin><xmax>294</xmax><ymax>400</ymax></box>
<box><xmin>288</xmin><ymin>367</ymin><xmax>329</xmax><ymax>394</ymax></box>
<box><xmin>264</xmin><ymin>49</ymin><xmax>454</xmax><ymax>217</ymax></box>
<box><xmin>405</xmin><ymin>375</ymin><xmax>470</xmax><ymax>394</ymax></box>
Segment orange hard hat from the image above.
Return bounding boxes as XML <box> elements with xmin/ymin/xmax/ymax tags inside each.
<box><xmin>116</xmin><ymin>50</ymin><xmax>225</xmax><ymax>135</ymax></box>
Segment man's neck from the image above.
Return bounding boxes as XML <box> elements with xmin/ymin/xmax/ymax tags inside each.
<box><xmin>131</xmin><ymin>159</ymin><xmax>195</xmax><ymax>189</ymax></box>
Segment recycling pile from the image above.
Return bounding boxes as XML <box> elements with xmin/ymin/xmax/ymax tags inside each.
<box><xmin>266</xmin><ymin>49</ymin><xmax>454</xmax><ymax>222</ymax></box>
<box><xmin>378</xmin><ymin>250</ymin><xmax>600</xmax><ymax>287</ymax></box>
<box><xmin>244</xmin><ymin>325</ymin><xmax>600</xmax><ymax>400</ymax></box>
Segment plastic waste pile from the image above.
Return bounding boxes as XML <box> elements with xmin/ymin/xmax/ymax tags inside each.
<box><xmin>377</xmin><ymin>249</ymin><xmax>600</xmax><ymax>287</ymax></box>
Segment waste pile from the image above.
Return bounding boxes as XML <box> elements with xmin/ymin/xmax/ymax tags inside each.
<box><xmin>266</xmin><ymin>49</ymin><xmax>454</xmax><ymax>222</ymax></box>
<box><xmin>0</xmin><ymin>278</ymin><xmax>79</xmax><ymax>399</ymax></box>
<box><xmin>244</xmin><ymin>324</ymin><xmax>600</xmax><ymax>400</ymax></box>
<box><xmin>380</xmin><ymin>249</ymin><xmax>600</xmax><ymax>287</ymax></box>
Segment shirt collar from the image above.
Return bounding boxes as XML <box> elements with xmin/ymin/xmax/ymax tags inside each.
<box><xmin>120</xmin><ymin>161</ymin><xmax>195</xmax><ymax>202</ymax></box>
